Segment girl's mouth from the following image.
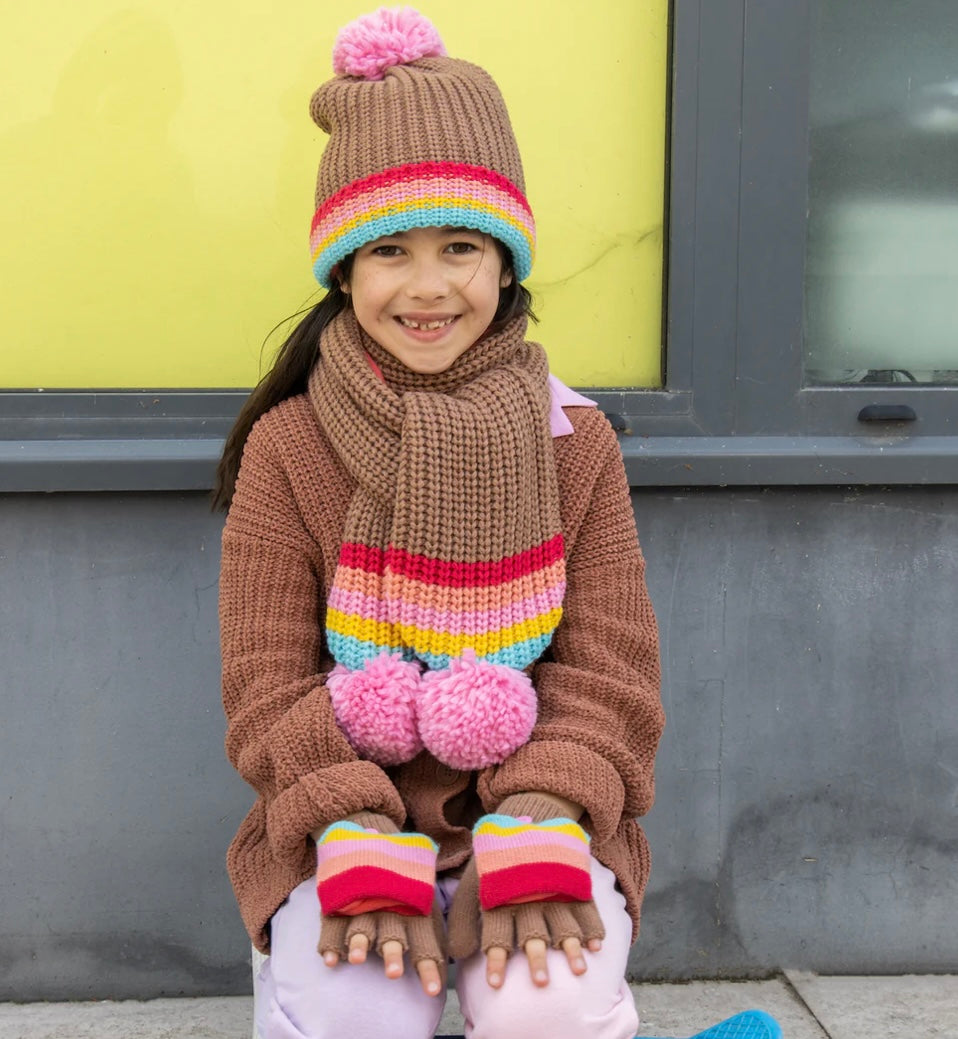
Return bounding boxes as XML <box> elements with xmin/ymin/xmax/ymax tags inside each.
<box><xmin>396</xmin><ymin>315</ymin><xmax>458</xmax><ymax>331</ymax></box>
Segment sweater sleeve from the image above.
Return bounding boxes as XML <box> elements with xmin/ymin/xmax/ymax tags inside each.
<box><xmin>219</xmin><ymin>415</ymin><xmax>406</xmax><ymax>867</ymax></box>
<box><xmin>477</xmin><ymin>413</ymin><xmax>664</xmax><ymax>844</ymax></box>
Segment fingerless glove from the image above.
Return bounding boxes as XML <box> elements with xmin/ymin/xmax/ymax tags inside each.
<box><xmin>472</xmin><ymin>813</ymin><xmax>592</xmax><ymax>911</ymax></box>
<box><xmin>316</xmin><ymin>821</ymin><xmax>438</xmax><ymax>917</ymax></box>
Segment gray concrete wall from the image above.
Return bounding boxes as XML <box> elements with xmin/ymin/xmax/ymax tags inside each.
<box><xmin>1</xmin><ymin>487</ymin><xmax>956</xmax><ymax>999</ymax></box>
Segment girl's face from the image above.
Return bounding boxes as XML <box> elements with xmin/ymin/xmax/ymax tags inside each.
<box><xmin>343</xmin><ymin>226</ymin><xmax>513</xmax><ymax>375</ymax></box>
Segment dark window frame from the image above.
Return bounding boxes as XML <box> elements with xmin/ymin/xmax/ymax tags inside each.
<box><xmin>2</xmin><ymin>0</ymin><xmax>956</xmax><ymax>493</ymax></box>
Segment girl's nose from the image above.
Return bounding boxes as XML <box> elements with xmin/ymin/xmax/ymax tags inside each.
<box><xmin>406</xmin><ymin>257</ymin><xmax>451</xmax><ymax>300</ymax></box>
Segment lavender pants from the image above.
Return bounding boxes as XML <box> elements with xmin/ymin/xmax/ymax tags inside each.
<box><xmin>253</xmin><ymin>858</ymin><xmax>639</xmax><ymax>1039</ymax></box>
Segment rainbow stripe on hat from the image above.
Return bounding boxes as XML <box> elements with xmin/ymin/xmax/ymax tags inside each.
<box><xmin>326</xmin><ymin>533</ymin><xmax>564</xmax><ymax>671</ymax></box>
<box><xmin>310</xmin><ymin>161</ymin><xmax>536</xmax><ymax>287</ymax></box>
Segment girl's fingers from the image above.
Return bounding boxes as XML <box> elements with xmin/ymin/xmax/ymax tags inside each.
<box><xmin>479</xmin><ymin>905</ymin><xmax>515</xmax><ymax>956</ymax></box>
<box><xmin>416</xmin><ymin>957</ymin><xmax>444</xmax><ymax>997</ymax></box>
<box><xmin>485</xmin><ymin>945</ymin><xmax>509</xmax><ymax>988</ymax></box>
<box><xmin>317</xmin><ymin>913</ymin><xmax>350</xmax><ymax>964</ymax></box>
<box><xmin>523</xmin><ymin>936</ymin><xmax>549</xmax><ymax>987</ymax></box>
<box><xmin>561</xmin><ymin>936</ymin><xmax>588</xmax><ymax>976</ymax></box>
<box><xmin>344</xmin><ymin>912</ymin><xmax>379</xmax><ymax>964</ymax></box>
<box><xmin>380</xmin><ymin>938</ymin><xmax>405</xmax><ymax>978</ymax></box>
<box><xmin>347</xmin><ymin>932</ymin><xmax>369</xmax><ymax>964</ymax></box>
<box><xmin>587</xmin><ymin>937</ymin><xmax>603</xmax><ymax>953</ymax></box>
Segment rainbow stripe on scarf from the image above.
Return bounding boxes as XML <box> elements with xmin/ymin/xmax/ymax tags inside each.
<box><xmin>326</xmin><ymin>532</ymin><xmax>565</xmax><ymax>671</ymax></box>
<box><xmin>310</xmin><ymin>161</ymin><xmax>536</xmax><ymax>287</ymax></box>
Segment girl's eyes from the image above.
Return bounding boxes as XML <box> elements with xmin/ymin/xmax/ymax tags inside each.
<box><xmin>368</xmin><ymin>239</ymin><xmax>482</xmax><ymax>258</ymax></box>
<box><xmin>446</xmin><ymin>241</ymin><xmax>481</xmax><ymax>255</ymax></box>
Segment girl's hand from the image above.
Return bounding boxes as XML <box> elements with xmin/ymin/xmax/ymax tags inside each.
<box><xmin>446</xmin><ymin>857</ymin><xmax>604</xmax><ymax>988</ymax></box>
<box><xmin>313</xmin><ymin>811</ymin><xmax>446</xmax><ymax>997</ymax></box>
<box><xmin>318</xmin><ymin>902</ymin><xmax>447</xmax><ymax>997</ymax></box>
<box><xmin>446</xmin><ymin>791</ymin><xmax>605</xmax><ymax>988</ymax></box>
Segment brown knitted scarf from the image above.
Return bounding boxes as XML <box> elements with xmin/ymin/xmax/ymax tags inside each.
<box><xmin>308</xmin><ymin>308</ymin><xmax>566</xmax><ymax>770</ymax></box>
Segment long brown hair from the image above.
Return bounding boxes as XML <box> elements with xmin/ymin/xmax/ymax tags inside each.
<box><xmin>211</xmin><ymin>243</ymin><xmax>534</xmax><ymax>511</ymax></box>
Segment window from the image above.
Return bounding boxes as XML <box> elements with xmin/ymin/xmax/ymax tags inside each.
<box><xmin>615</xmin><ymin>0</ymin><xmax>958</xmax><ymax>484</ymax></box>
<box><xmin>804</xmin><ymin>0</ymin><xmax>958</xmax><ymax>388</ymax></box>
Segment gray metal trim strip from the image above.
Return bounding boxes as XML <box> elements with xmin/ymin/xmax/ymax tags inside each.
<box><xmin>2</xmin><ymin>434</ymin><xmax>955</xmax><ymax>492</ymax></box>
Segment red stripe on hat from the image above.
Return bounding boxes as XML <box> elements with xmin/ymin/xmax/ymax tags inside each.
<box><xmin>311</xmin><ymin>161</ymin><xmax>533</xmax><ymax>230</ymax></box>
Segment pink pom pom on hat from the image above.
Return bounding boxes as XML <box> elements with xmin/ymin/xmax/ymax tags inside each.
<box><xmin>332</xmin><ymin>6</ymin><xmax>447</xmax><ymax>81</ymax></box>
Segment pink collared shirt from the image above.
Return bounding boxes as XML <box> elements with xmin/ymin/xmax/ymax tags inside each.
<box><xmin>548</xmin><ymin>373</ymin><xmax>597</xmax><ymax>437</ymax></box>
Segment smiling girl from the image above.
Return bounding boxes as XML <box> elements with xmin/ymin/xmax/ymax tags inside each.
<box><xmin>214</xmin><ymin>9</ymin><xmax>663</xmax><ymax>1039</ymax></box>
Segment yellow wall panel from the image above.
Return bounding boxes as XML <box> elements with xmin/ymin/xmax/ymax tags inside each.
<box><xmin>1</xmin><ymin>2</ymin><xmax>666</xmax><ymax>389</ymax></box>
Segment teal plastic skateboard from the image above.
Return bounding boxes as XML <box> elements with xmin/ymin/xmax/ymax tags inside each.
<box><xmin>437</xmin><ymin>1007</ymin><xmax>783</xmax><ymax>1039</ymax></box>
<box><xmin>636</xmin><ymin>1010</ymin><xmax>783</xmax><ymax>1038</ymax></box>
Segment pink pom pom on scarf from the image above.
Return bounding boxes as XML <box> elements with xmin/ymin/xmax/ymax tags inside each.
<box><xmin>417</xmin><ymin>650</ymin><xmax>537</xmax><ymax>770</ymax></box>
<box><xmin>333</xmin><ymin>6</ymin><xmax>447</xmax><ymax>81</ymax></box>
<box><xmin>326</xmin><ymin>653</ymin><xmax>423</xmax><ymax>766</ymax></box>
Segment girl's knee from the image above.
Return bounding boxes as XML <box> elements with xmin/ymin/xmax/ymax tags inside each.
<box><xmin>263</xmin><ymin>991</ymin><xmax>442</xmax><ymax>1039</ymax></box>
<box><xmin>468</xmin><ymin>987</ymin><xmax>585</xmax><ymax>1039</ymax></box>
<box><xmin>258</xmin><ymin>952</ymin><xmax>443</xmax><ymax>1039</ymax></box>
<box><xmin>263</xmin><ymin>879</ymin><xmax>444</xmax><ymax>1039</ymax></box>
<box><xmin>462</xmin><ymin>966</ymin><xmax>638</xmax><ymax>1039</ymax></box>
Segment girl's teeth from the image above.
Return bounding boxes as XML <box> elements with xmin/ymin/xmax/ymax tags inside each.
<box><xmin>400</xmin><ymin>317</ymin><xmax>454</xmax><ymax>330</ymax></box>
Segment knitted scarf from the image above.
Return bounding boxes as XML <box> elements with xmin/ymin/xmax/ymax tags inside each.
<box><xmin>310</xmin><ymin>309</ymin><xmax>565</xmax><ymax>770</ymax></box>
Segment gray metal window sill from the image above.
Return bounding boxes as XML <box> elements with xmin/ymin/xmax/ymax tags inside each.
<box><xmin>2</xmin><ymin>434</ymin><xmax>956</xmax><ymax>493</ymax></box>
<box><xmin>2</xmin><ymin>390</ymin><xmax>954</xmax><ymax>491</ymax></box>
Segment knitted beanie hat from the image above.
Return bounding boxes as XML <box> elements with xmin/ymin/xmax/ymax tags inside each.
<box><xmin>308</xmin><ymin>6</ymin><xmax>536</xmax><ymax>288</ymax></box>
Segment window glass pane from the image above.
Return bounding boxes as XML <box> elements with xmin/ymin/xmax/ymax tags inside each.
<box><xmin>804</xmin><ymin>0</ymin><xmax>958</xmax><ymax>385</ymax></box>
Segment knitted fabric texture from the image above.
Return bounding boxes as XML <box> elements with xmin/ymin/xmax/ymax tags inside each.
<box><xmin>220</xmin><ymin>392</ymin><xmax>663</xmax><ymax>952</ymax></box>
<box><xmin>316</xmin><ymin>820</ymin><xmax>438</xmax><ymax>917</ymax></box>
<box><xmin>472</xmin><ymin>813</ymin><xmax>593</xmax><ymax>911</ymax></box>
<box><xmin>309</xmin><ymin>8</ymin><xmax>534</xmax><ymax>287</ymax></box>
<box><xmin>310</xmin><ymin>309</ymin><xmax>564</xmax><ymax>770</ymax></box>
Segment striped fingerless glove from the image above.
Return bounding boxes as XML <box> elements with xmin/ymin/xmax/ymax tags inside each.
<box><xmin>316</xmin><ymin>821</ymin><xmax>438</xmax><ymax>917</ymax></box>
<box><xmin>472</xmin><ymin>813</ymin><xmax>592</xmax><ymax>911</ymax></box>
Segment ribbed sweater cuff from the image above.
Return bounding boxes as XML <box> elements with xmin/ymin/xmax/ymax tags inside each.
<box><xmin>494</xmin><ymin>792</ymin><xmax>577</xmax><ymax>824</ymax></box>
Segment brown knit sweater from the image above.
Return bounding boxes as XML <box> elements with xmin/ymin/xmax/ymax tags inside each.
<box><xmin>220</xmin><ymin>392</ymin><xmax>663</xmax><ymax>953</ymax></box>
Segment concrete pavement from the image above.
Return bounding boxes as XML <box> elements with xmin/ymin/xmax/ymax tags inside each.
<box><xmin>0</xmin><ymin>973</ymin><xmax>955</xmax><ymax>1038</ymax></box>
